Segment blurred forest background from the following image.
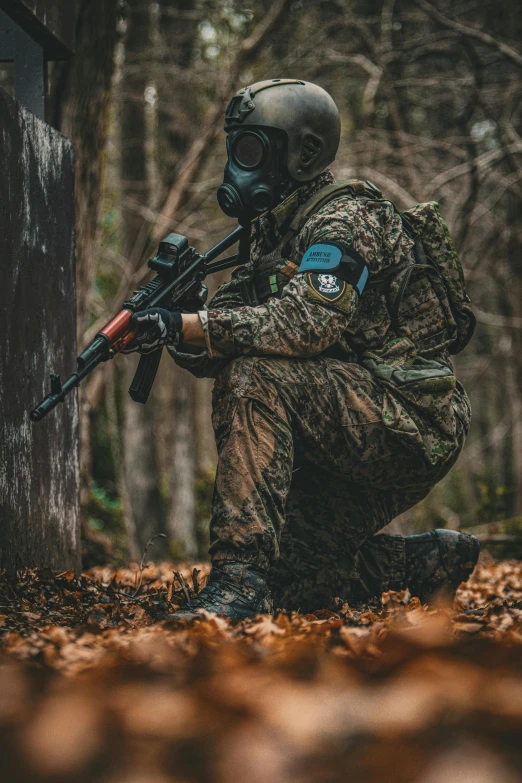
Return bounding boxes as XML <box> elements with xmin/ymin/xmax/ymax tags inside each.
<box><xmin>2</xmin><ymin>0</ymin><xmax>522</xmax><ymax>563</ymax></box>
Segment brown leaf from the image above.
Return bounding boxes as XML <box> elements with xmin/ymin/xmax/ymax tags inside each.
<box><xmin>453</xmin><ymin>622</ymin><xmax>485</xmax><ymax>634</ymax></box>
<box><xmin>56</xmin><ymin>570</ymin><xmax>75</xmax><ymax>582</ymax></box>
<box><xmin>1</xmin><ymin>558</ymin><xmax>522</xmax><ymax>782</ymax></box>
<box><xmin>21</xmin><ymin>611</ymin><xmax>41</xmax><ymax>621</ymax></box>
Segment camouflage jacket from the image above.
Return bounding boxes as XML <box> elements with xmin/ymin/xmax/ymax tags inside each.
<box><xmin>170</xmin><ymin>170</ymin><xmax>456</xmax><ymax>382</ymax></box>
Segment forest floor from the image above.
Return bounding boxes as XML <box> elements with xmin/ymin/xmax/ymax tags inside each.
<box><xmin>1</xmin><ymin>556</ymin><xmax>522</xmax><ymax>783</ymax></box>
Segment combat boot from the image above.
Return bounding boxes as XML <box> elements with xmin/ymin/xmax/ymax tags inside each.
<box><xmin>173</xmin><ymin>561</ymin><xmax>273</xmax><ymax>620</ymax></box>
<box><xmin>404</xmin><ymin>529</ymin><xmax>480</xmax><ymax>603</ymax></box>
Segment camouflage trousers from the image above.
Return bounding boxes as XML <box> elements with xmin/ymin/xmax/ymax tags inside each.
<box><xmin>209</xmin><ymin>356</ymin><xmax>470</xmax><ymax>611</ymax></box>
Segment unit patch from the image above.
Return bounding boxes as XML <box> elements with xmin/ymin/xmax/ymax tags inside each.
<box><xmin>299</xmin><ymin>242</ymin><xmax>369</xmax><ymax>297</ymax></box>
<box><xmin>307</xmin><ymin>273</ymin><xmax>347</xmax><ymax>302</ymax></box>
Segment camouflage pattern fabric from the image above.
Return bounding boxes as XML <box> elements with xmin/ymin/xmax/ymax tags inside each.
<box><xmin>208</xmin><ymin>355</ymin><xmax>469</xmax><ymax>610</ymax></box>
<box><xmin>402</xmin><ymin>201</ymin><xmax>476</xmax><ymax>354</ymax></box>
<box><xmin>170</xmin><ymin>170</ymin><xmax>472</xmax><ymax>608</ymax></box>
<box><xmin>403</xmin><ymin>529</ymin><xmax>480</xmax><ymax>605</ymax></box>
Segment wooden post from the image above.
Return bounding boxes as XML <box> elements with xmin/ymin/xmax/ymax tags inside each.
<box><xmin>0</xmin><ymin>1</ymin><xmax>79</xmax><ymax>573</ymax></box>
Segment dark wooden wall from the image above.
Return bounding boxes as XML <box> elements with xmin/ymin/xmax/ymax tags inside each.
<box><xmin>0</xmin><ymin>0</ymin><xmax>76</xmax><ymax>57</ymax></box>
<box><xmin>0</xmin><ymin>87</ymin><xmax>79</xmax><ymax>573</ymax></box>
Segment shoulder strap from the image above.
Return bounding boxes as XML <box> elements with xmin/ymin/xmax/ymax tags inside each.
<box><xmin>281</xmin><ymin>179</ymin><xmax>384</xmax><ymax>249</ymax></box>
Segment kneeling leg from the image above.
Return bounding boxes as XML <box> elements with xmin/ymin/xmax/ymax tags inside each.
<box><xmin>209</xmin><ymin>392</ymin><xmax>294</xmax><ymax>569</ymax></box>
<box><xmin>267</xmin><ymin>464</ymin><xmax>409</xmax><ymax>611</ymax></box>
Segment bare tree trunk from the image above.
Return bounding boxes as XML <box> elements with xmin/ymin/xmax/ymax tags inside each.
<box><xmin>105</xmin><ymin>363</ymin><xmax>139</xmax><ymax>560</ymax></box>
<box><xmin>168</xmin><ymin>375</ymin><xmax>198</xmax><ymax>558</ymax></box>
<box><xmin>505</xmin><ymin>226</ymin><xmax>522</xmax><ymax>517</ymax></box>
<box><xmin>155</xmin><ymin>0</ymin><xmax>200</xmax><ymax>557</ymax></box>
<box><xmin>49</xmin><ymin>0</ymin><xmax>120</xmax><ymax>516</ymax></box>
<box><xmin>51</xmin><ymin>0</ymin><xmax>120</xmax><ymax>340</ymax></box>
<box><xmin>122</xmin><ymin>362</ymin><xmax>166</xmax><ymax>553</ymax></box>
<box><xmin>506</xmin><ymin>358</ymin><xmax>522</xmax><ymax>518</ymax></box>
<box><xmin>154</xmin><ymin>0</ymin><xmax>291</xmax><ymax>557</ymax></box>
<box><xmin>120</xmin><ymin>0</ymin><xmax>167</xmax><ymax>557</ymax></box>
<box><xmin>500</xmin><ymin>16</ymin><xmax>522</xmax><ymax>515</ymax></box>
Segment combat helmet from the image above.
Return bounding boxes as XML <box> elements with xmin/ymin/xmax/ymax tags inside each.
<box><xmin>224</xmin><ymin>79</ymin><xmax>341</xmax><ymax>182</ymax></box>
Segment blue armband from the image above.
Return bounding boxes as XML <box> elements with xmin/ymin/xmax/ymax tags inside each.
<box><xmin>299</xmin><ymin>242</ymin><xmax>368</xmax><ymax>296</ymax></box>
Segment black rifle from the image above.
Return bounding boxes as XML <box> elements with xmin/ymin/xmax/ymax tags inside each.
<box><xmin>30</xmin><ymin>226</ymin><xmax>245</xmax><ymax>422</ymax></box>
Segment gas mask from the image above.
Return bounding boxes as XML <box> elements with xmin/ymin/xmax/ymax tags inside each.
<box><xmin>217</xmin><ymin>127</ymin><xmax>291</xmax><ymax>224</ymax></box>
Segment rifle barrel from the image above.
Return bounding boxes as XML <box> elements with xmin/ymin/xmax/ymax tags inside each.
<box><xmin>30</xmin><ymin>224</ymin><xmax>245</xmax><ymax>422</ymax></box>
<box><xmin>30</xmin><ymin>355</ymin><xmax>103</xmax><ymax>422</ymax></box>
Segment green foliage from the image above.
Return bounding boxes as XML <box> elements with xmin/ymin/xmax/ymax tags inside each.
<box><xmin>83</xmin><ymin>0</ymin><xmax>522</xmax><ymax>560</ymax></box>
<box><xmin>399</xmin><ymin>465</ymin><xmax>472</xmax><ymax>533</ymax></box>
<box><xmin>194</xmin><ymin>469</ymin><xmax>215</xmax><ymax>559</ymax></box>
<box><xmin>459</xmin><ymin>519</ymin><xmax>522</xmax><ymax>560</ymax></box>
<box><xmin>90</xmin><ymin>407</ymin><xmax>117</xmax><ymax>493</ymax></box>
<box><xmin>168</xmin><ymin>539</ymin><xmax>186</xmax><ymax>563</ymax></box>
<box><xmin>499</xmin><ymin>517</ymin><xmax>522</xmax><ymax>560</ymax></box>
<box><xmin>86</xmin><ymin>481</ymin><xmax>128</xmax><ymax>563</ymax></box>
<box><xmin>501</xmin><ymin>517</ymin><xmax>522</xmax><ymax>537</ymax></box>
<box><xmin>87</xmin><ymin>482</ymin><xmax>124</xmax><ymax>532</ymax></box>
<box><xmin>401</xmin><ymin>463</ymin><xmax>516</xmax><ymax>535</ymax></box>
<box><xmin>94</xmin><ymin>194</ymin><xmax>122</xmax><ymax>308</ymax></box>
<box><xmin>88</xmin><ymin>394</ymin><xmax>128</xmax><ymax>562</ymax></box>
<box><xmin>476</xmin><ymin>475</ymin><xmax>514</xmax><ymax>525</ymax></box>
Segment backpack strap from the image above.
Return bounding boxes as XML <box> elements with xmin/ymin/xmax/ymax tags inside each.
<box><xmin>273</xmin><ymin>179</ymin><xmax>429</xmax><ymax>328</ymax></box>
<box><xmin>279</xmin><ymin>179</ymin><xmax>384</xmax><ymax>251</ymax></box>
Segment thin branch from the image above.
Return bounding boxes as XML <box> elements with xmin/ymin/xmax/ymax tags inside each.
<box><xmin>81</xmin><ymin>0</ymin><xmax>292</xmax><ymax>351</ymax></box>
<box><xmin>343</xmin><ymin>14</ymin><xmax>424</xmax><ymax>197</ymax></box>
<box><xmin>150</xmin><ymin>0</ymin><xmax>290</xmax><ymax>248</ymax></box>
<box><xmin>335</xmin><ymin>165</ymin><xmax>417</xmax><ymax>209</ymax></box>
<box><xmin>328</xmin><ymin>52</ymin><xmax>383</xmax><ymax>116</ymax></box>
<box><xmin>475</xmin><ymin>308</ymin><xmax>522</xmax><ymax>329</ymax></box>
<box><xmin>132</xmin><ymin>534</ymin><xmax>167</xmax><ymax>597</ymax></box>
<box><xmin>150</xmin><ymin>107</ymin><xmax>225</xmax><ymax>246</ymax></box>
<box><xmin>241</xmin><ymin>0</ymin><xmax>288</xmax><ymax>56</ymax></box>
<box><xmin>413</xmin><ymin>0</ymin><xmax>522</xmax><ymax>69</ymax></box>
<box><xmin>469</xmin><ymin>169</ymin><xmax>522</xmax><ymax>227</ymax></box>
<box><xmin>380</xmin><ymin>0</ymin><xmax>396</xmax><ymax>54</ymax></box>
<box><xmin>427</xmin><ymin>142</ymin><xmax>522</xmax><ymax>196</ymax></box>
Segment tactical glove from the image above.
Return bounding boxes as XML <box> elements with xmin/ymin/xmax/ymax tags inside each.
<box><xmin>123</xmin><ymin>307</ymin><xmax>183</xmax><ymax>354</ymax></box>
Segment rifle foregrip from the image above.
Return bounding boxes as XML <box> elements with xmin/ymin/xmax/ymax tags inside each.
<box><xmin>128</xmin><ymin>349</ymin><xmax>163</xmax><ymax>404</ymax></box>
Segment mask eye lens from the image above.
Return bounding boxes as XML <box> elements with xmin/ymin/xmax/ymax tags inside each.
<box><xmin>233</xmin><ymin>134</ymin><xmax>264</xmax><ymax>168</ymax></box>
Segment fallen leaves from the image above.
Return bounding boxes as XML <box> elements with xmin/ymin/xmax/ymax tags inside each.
<box><xmin>0</xmin><ymin>555</ymin><xmax>522</xmax><ymax>781</ymax></box>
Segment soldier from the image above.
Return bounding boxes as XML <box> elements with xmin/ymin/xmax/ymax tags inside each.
<box><xmin>128</xmin><ymin>79</ymin><xmax>479</xmax><ymax>618</ymax></box>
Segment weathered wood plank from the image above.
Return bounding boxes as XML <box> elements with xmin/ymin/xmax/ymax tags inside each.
<box><xmin>0</xmin><ymin>86</ymin><xmax>79</xmax><ymax>573</ymax></box>
<box><xmin>0</xmin><ymin>0</ymin><xmax>76</xmax><ymax>58</ymax></box>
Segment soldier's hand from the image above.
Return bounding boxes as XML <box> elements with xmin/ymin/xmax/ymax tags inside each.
<box><xmin>123</xmin><ymin>307</ymin><xmax>183</xmax><ymax>354</ymax></box>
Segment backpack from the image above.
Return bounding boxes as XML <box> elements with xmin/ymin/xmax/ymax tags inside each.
<box><xmin>282</xmin><ymin>180</ymin><xmax>476</xmax><ymax>355</ymax></box>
